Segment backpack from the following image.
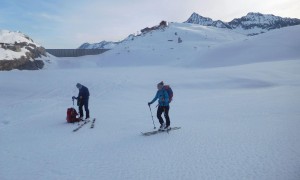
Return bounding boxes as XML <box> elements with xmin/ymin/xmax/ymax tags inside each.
<box><xmin>66</xmin><ymin>108</ymin><xmax>80</xmax><ymax>123</ymax></box>
<box><xmin>163</xmin><ymin>85</ymin><xmax>173</xmax><ymax>103</ymax></box>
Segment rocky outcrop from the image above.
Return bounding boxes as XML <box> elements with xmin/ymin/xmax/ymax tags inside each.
<box><xmin>0</xmin><ymin>41</ymin><xmax>47</xmax><ymax>71</ymax></box>
<box><xmin>228</xmin><ymin>12</ymin><xmax>300</xmax><ymax>30</ymax></box>
<box><xmin>0</xmin><ymin>29</ymin><xmax>48</xmax><ymax>71</ymax></box>
<box><xmin>0</xmin><ymin>59</ymin><xmax>44</xmax><ymax>71</ymax></box>
<box><xmin>141</xmin><ymin>21</ymin><xmax>168</xmax><ymax>34</ymax></box>
<box><xmin>1</xmin><ymin>42</ymin><xmax>46</xmax><ymax>60</ymax></box>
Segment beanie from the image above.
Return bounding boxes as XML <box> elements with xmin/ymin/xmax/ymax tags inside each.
<box><xmin>158</xmin><ymin>81</ymin><xmax>164</xmax><ymax>86</ymax></box>
<box><xmin>76</xmin><ymin>83</ymin><xmax>82</xmax><ymax>89</ymax></box>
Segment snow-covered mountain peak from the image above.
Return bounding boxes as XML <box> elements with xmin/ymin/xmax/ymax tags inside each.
<box><xmin>185</xmin><ymin>12</ymin><xmax>214</xmax><ymax>25</ymax></box>
<box><xmin>246</xmin><ymin>12</ymin><xmax>265</xmax><ymax>17</ymax></box>
<box><xmin>0</xmin><ymin>30</ymin><xmax>47</xmax><ymax>70</ymax></box>
<box><xmin>185</xmin><ymin>12</ymin><xmax>300</xmax><ymax>36</ymax></box>
<box><xmin>231</xmin><ymin>12</ymin><xmax>279</xmax><ymax>26</ymax></box>
<box><xmin>0</xmin><ymin>30</ymin><xmax>35</xmax><ymax>45</ymax></box>
<box><xmin>79</xmin><ymin>12</ymin><xmax>300</xmax><ymax>51</ymax></box>
<box><xmin>244</xmin><ymin>12</ymin><xmax>278</xmax><ymax>20</ymax></box>
<box><xmin>78</xmin><ymin>41</ymin><xmax>118</xmax><ymax>49</ymax></box>
<box><xmin>229</xmin><ymin>12</ymin><xmax>300</xmax><ymax>29</ymax></box>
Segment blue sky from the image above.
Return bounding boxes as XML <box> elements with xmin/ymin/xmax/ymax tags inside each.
<box><xmin>1</xmin><ymin>0</ymin><xmax>299</xmax><ymax>48</ymax></box>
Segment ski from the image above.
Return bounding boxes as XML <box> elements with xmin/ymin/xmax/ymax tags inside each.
<box><xmin>90</xmin><ymin>118</ymin><xmax>96</xmax><ymax>128</ymax></box>
<box><xmin>141</xmin><ymin>127</ymin><xmax>181</xmax><ymax>136</ymax></box>
<box><xmin>73</xmin><ymin>119</ymin><xmax>91</xmax><ymax>132</ymax></box>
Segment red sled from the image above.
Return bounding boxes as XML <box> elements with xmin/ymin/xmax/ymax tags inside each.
<box><xmin>66</xmin><ymin>108</ymin><xmax>80</xmax><ymax>123</ymax></box>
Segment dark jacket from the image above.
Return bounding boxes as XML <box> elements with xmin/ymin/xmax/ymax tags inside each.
<box><xmin>77</xmin><ymin>85</ymin><xmax>90</xmax><ymax>101</ymax></box>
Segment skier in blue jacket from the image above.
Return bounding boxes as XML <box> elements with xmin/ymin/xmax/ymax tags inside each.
<box><xmin>148</xmin><ymin>81</ymin><xmax>171</xmax><ymax>130</ymax></box>
<box><xmin>72</xmin><ymin>83</ymin><xmax>90</xmax><ymax>120</ymax></box>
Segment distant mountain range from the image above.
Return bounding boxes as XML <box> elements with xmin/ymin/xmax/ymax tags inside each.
<box><xmin>79</xmin><ymin>12</ymin><xmax>300</xmax><ymax>49</ymax></box>
<box><xmin>78</xmin><ymin>41</ymin><xmax>119</xmax><ymax>49</ymax></box>
<box><xmin>185</xmin><ymin>12</ymin><xmax>300</xmax><ymax>35</ymax></box>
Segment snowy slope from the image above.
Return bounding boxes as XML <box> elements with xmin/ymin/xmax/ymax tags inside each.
<box><xmin>191</xmin><ymin>25</ymin><xmax>300</xmax><ymax>68</ymax></box>
<box><xmin>50</xmin><ymin>23</ymin><xmax>246</xmax><ymax>68</ymax></box>
<box><xmin>1</xmin><ymin>61</ymin><xmax>300</xmax><ymax>180</ymax></box>
<box><xmin>50</xmin><ymin>23</ymin><xmax>300</xmax><ymax>69</ymax></box>
<box><xmin>80</xmin><ymin>12</ymin><xmax>300</xmax><ymax>50</ymax></box>
<box><xmin>1</xmin><ymin>23</ymin><xmax>300</xmax><ymax>180</ymax></box>
<box><xmin>0</xmin><ymin>30</ymin><xmax>35</xmax><ymax>44</ymax></box>
<box><xmin>0</xmin><ymin>30</ymin><xmax>41</xmax><ymax>61</ymax></box>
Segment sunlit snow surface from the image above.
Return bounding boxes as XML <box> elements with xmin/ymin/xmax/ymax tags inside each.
<box><xmin>1</xmin><ymin>24</ymin><xmax>300</xmax><ymax>180</ymax></box>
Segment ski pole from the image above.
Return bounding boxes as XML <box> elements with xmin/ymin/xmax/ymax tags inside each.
<box><xmin>148</xmin><ymin>105</ymin><xmax>156</xmax><ymax>129</ymax></box>
<box><xmin>72</xmin><ymin>97</ymin><xmax>80</xmax><ymax>125</ymax></box>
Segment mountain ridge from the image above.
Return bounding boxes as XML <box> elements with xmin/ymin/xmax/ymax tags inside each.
<box><xmin>186</xmin><ymin>12</ymin><xmax>300</xmax><ymax>35</ymax></box>
<box><xmin>80</xmin><ymin>12</ymin><xmax>300</xmax><ymax>49</ymax></box>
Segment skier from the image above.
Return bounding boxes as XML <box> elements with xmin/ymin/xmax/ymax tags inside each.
<box><xmin>72</xmin><ymin>83</ymin><xmax>90</xmax><ymax>120</ymax></box>
<box><xmin>148</xmin><ymin>81</ymin><xmax>171</xmax><ymax>130</ymax></box>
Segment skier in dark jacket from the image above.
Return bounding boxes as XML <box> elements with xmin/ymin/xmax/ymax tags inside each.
<box><xmin>72</xmin><ymin>83</ymin><xmax>90</xmax><ymax>120</ymax></box>
<box><xmin>148</xmin><ymin>81</ymin><xmax>171</xmax><ymax>130</ymax></box>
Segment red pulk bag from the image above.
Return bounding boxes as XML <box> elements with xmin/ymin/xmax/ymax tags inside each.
<box><xmin>66</xmin><ymin>108</ymin><xmax>80</xmax><ymax>123</ymax></box>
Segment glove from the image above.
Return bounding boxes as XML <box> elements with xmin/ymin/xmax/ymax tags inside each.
<box><xmin>148</xmin><ymin>102</ymin><xmax>151</xmax><ymax>106</ymax></box>
<box><xmin>72</xmin><ymin>96</ymin><xmax>77</xmax><ymax>100</ymax></box>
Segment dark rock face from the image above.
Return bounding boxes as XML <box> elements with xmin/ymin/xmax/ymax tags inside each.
<box><xmin>228</xmin><ymin>12</ymin><xmax>300</xmax><ymax>30</ymax></box>
<box><xmin>185</xmin><ymin>13</ymin><xmax>214</xmax><ymax>26</ymax></box>
<box><xmin>0</xmin><ymin>59</ymin><xmax>44</xmax><ymax>71</ymax></box>
<box><xmin>141</xmin><ymin>21</ymin><xmax>168</xmax><ymax>34</ymax></box>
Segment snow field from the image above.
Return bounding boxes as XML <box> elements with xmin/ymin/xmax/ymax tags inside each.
<box><xmin>1</xmin><ymin>59</ymin><xmax>300</xmax><ymax>180</ymax></box>
<box><xmin>1</xmin><ymin>23</ymin><xmax>300</xmax><ymax>180</ymax></box>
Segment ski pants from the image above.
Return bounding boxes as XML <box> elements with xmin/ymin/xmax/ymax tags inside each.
<box><xmin>157</xmin><ymin>106</ymin><xmax>170</xmax><ymax>126</ymax></box>
<box><xmin>79</xmin><ymin>98</ymin><xmax>89</xmax><ymax>118</ymax></box>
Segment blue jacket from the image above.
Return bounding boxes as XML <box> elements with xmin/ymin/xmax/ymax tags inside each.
<box><xmin>78</xmin><ymin>85</ymin><xmax>90</xmax><ymax>101</ymax></box>
<box><xmin>149</xmin><ymin>89</ymin><xmax>169</xmax><ymax>107</ymax></box>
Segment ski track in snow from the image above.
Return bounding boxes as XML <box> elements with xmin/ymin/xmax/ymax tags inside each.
<box><xmin>1</xmin><ymin>60</ymin><xmax>300</xmax><ymax>180</ymax></box>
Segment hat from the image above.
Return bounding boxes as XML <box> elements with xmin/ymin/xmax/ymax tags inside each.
<box><xmin>76</xmin><ymin>83</ymin><xmax>82</xmax><ymax>89</ymax></box>
<box><xmin>157</xmin><ymin>81</ymin><xmax>164</xmax><ymax>86</ymax></box>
